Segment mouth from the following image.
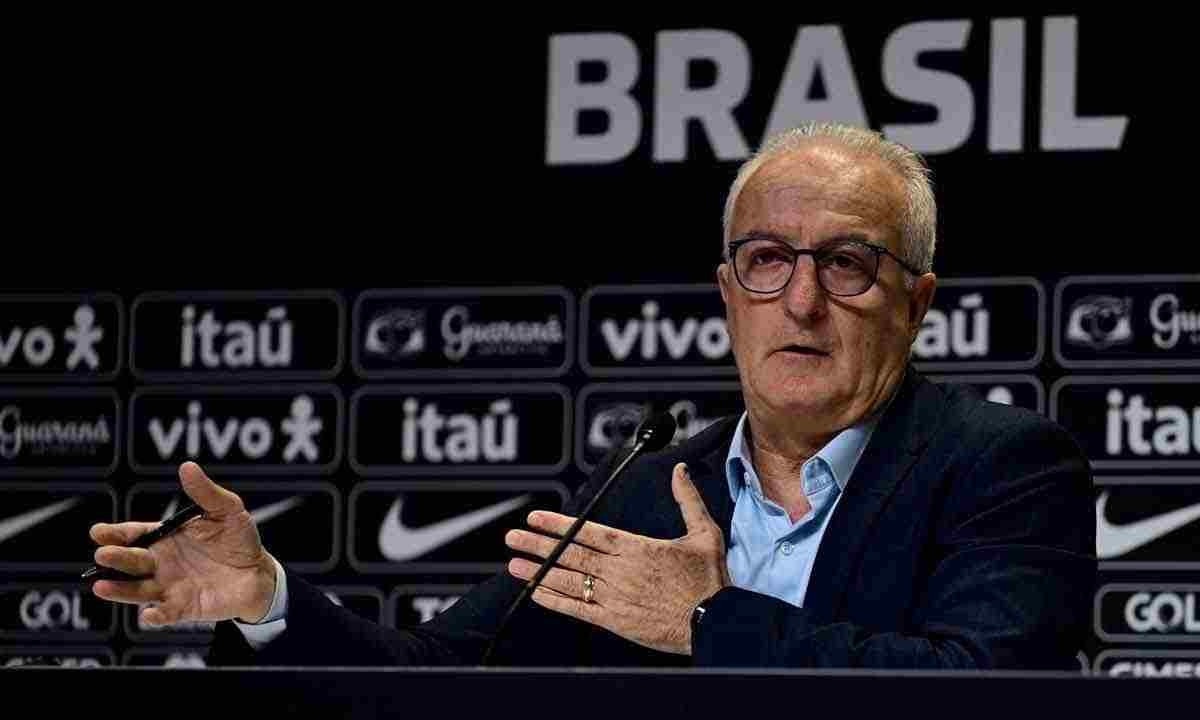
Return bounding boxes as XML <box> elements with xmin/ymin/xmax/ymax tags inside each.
<box><xmin>777</xmin><ymin>344</ymin><xmax>830</xmax><ymax>357</ymax></box>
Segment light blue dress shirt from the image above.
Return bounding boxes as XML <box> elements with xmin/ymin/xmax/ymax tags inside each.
<box><xmin>236</xmin><ymin>411</ymin><xmax>878</xmax><ymax>647</ymax></box>
<box><xmin>724</xmin><ymin>411</ymin><xmax>877</xmax><ymax>608</ymax></box>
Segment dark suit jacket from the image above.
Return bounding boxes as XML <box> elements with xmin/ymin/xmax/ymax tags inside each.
<box><xmin>208</xmin><ymin>366</ymin><xmax>1096</xmax><ymax>669</ymax></box>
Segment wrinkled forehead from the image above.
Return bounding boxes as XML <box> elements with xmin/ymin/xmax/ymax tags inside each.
<box><xmin>733</xmin><ymin>143</ymin><xmax>906</xmax><ymax>247</ymax></box>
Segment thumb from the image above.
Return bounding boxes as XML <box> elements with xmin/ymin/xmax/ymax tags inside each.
<box><xmin>178</xmin><ymin>461</ymin><xmax>243</xmax><ymax>518</ymax></box>
<box><xmin>671</xmin><ymin>462</ymin><xmax>715</xmax><ymax>534</ymax></box>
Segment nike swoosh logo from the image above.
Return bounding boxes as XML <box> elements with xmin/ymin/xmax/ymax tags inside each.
<box><xmin>1097</xmin><ymin>491</ymin><xmax>1200</xmax><ymax>559</ymax></box>
<box><xmin>249</xmin><ymin>497</ymin><xmax>306</xmax><ymax>525</ymax></box>
<box><xmin>0</xmin><ymin>497</ymin><xmax>82</xmax><ymax>544</ymax></box>
<box><xmin>157</xmin><ymin>496</ymin><xmax>304</xmax><ymax>525</ymax></box>
<box><xmin>160</xmin><ymin>498</ymin><xmax>179</xmax><ymax>522</ymax></box>
<box><xmin>378</xmin><ymin>494</ymin><xmax>532</xmax><ymax>562</ymax></box>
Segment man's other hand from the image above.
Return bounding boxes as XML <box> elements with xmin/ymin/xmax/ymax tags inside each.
<box><xmin>505</xmin><ymin>462</ymin><xmax>730</xmax><ymax>655</ymax></box>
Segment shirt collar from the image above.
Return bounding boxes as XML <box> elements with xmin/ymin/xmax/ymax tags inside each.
<box><xmin>725</xmin><ymin>401</ymin><xmax>884</xmax><ymax>502</ymax></box>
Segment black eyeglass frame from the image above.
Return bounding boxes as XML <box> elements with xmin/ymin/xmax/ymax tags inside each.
<box><xmin>724</xmin><ymin>236</ymin><xmax>924</xmax><ymax>297</ymax></box>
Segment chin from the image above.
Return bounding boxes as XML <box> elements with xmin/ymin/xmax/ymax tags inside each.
<box><xmin>756</xmin><ymin>381</ymin><xmax>843</xmax><ymax>419</ymax></box>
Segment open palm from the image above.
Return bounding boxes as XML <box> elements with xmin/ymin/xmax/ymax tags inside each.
<box><xmin>89</xmin><ymin>462</ymin><xmax>277</xmax><ymax>627</ymax></box>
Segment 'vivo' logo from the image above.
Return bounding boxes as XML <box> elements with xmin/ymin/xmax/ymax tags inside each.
<box><xmin>147</xmin><ymin>397</ymin><xmax>324</xmax><ymax>462</ymax></box>
<box><xmin>582</xmin><ymin>286</ymin><xmax>735</xmax><ymax>376</ymax></box>
<box><xmin>129</xmin><ymin>386</ymin><xmax>342</xmax><ymax>474</ymax></box>
<box><xmin>600</xmin><ymin>301</ymin><xmax>729</xmax><ymax>361</ymax></box>
<box><xmin>0</xmin><ymin>296</ymin><xmax>122</xmax><ymax>379</ymax></box>
<box><xmin>0</xmin><ymin>306</ymin><xmax>106</xmax><ymax>371</ymax></box>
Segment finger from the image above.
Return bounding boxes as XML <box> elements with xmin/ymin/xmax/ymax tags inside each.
<box><xmin>671</xmin><ymin>463</ymin><xmax>715</xmax><ymax>533</ymax></box>
<box><xmin>94</xmin><ymin>546</ymin><xmax>157</xmax><ymax>577</ymax></box>
<box><xmin>507</xmin><ymin>558</ymin><xmax>598</xmax><ymax>604</ymax></box>
<box><xmin>91</xmin><ymin>578</ymin><xmax>165</xmax><ymax>606</ymax></box>
<box><xmin>140</xmin><ymin>603</ymin><xmax>187</xmax><ymax>627</ymax></box>
<box><xmin>178</xmin><ymin>461</ymin><xmax>243</xmax><ymax>518</ymax></box>
<box><xmin>504</xmin><ymin>529</ymin><xmax>605</xmax><ymax>576</ymax></box>
<box><xmin>525</xmin><ymin>511</ymin><xmax>627</xmax><ymax>553</ymax></box>
<box><xmin>530</xmin><ymin>585</ymin><xmax>603</xmax><ymax>626</ymax></box>
<box><xmin>90</xmin><ymin>521</ymin><xmax>161</xmax><ymax>546</ymax></box>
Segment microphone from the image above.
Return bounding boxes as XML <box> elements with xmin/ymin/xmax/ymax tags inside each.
<box><xmin>481</xmin><ymin>411</ymin><xmax>677</xmax><ymax>665</ymax></box>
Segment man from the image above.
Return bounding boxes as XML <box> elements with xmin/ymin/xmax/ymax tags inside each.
<box><xmin>88</xmin><ymin>122</ymin><xmax>1095</xmax><ymax>669</ymax></box>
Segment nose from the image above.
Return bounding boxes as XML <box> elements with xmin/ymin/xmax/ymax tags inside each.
<box><xmin>781</xmin><ymin>255</ymin><xmax>827</xmax><ymax>323</ymax></box>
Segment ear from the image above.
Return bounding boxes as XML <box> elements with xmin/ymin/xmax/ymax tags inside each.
<box><xmin>716</xmin><ymin>262</ymin><xmax>739</xmax><ymax>351</ymax></box>
<box><xmin>906</xmin><ymin>273</ymin><xmax>936</xmax><ymax>341</ymax></box>
<box><xmin>717</xmin><ymin>262</ymin><xmax>732</xmax><ymax>306</ymax></box>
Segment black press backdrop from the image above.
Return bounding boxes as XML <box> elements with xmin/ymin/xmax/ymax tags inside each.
<box><xmin>2</xmin><ymin>9</ymin><xmax>1195</xmax><ymax>675</ymax></box>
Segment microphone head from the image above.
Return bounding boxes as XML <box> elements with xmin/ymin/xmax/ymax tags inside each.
<box><xmin>635</xmin><ymin>412</ymin><xmax>678</xmax><ymax>452</ymax></box>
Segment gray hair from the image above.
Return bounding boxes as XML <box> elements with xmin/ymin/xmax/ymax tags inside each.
<box><xmin>721</xmin><ymin>122</ymin><xmax>937</xmax><ymax>280</ymax></box>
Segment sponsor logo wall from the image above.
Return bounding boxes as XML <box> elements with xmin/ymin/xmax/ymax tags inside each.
<box><xmin>2</xmin><ymin>275</ymin><xmax>1194</xmax><ymax>668</ymax></box>
<box><xmin>0</xmin><ymin>14</ymin><xmax>1177</xmax><ymax>671</ymax></box>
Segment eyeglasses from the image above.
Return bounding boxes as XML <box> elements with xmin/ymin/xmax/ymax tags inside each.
<box><xmin>725</xmin><ymin>236</ymin><xmax>923</xmax><ymax>297</ymax></box>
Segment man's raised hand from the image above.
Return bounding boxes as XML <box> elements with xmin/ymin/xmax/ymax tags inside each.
<box><xmin>88</xmin><ymin>461</ymin><xmax>277</xmax><ymax>627</ymax></box>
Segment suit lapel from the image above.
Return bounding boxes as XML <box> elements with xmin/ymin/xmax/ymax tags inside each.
<box><xmin>800</xmin><ymin>367</ymin><xmax>946</xmax><ymax>623</ymax></box>
<box><xmin>691</xmin><ymin>420</ymin><xmax>738</xmax><ymax>544</ymax></box>
<box><xmin>627</xmin><ymin>415</ymin><xmax>737</xmax><ymax>543</ymax></box>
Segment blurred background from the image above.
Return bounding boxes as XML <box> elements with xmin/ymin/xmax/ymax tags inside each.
<box><xmin>2</xmin><ymin>8</ymin><xmax>1194</xmax><ymax>676</ymax></box>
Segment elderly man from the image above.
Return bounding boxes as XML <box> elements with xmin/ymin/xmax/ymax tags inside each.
<box><xmin>88</xmin><ymin>122</ymin><xmax>1095</xmax><ymax>669</ymax></box>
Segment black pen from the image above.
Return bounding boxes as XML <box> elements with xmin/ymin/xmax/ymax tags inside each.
<box><xmin>81</xmin><ymin>502</ymin><xmax>205</xmax><ymax>581</ymax></box>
